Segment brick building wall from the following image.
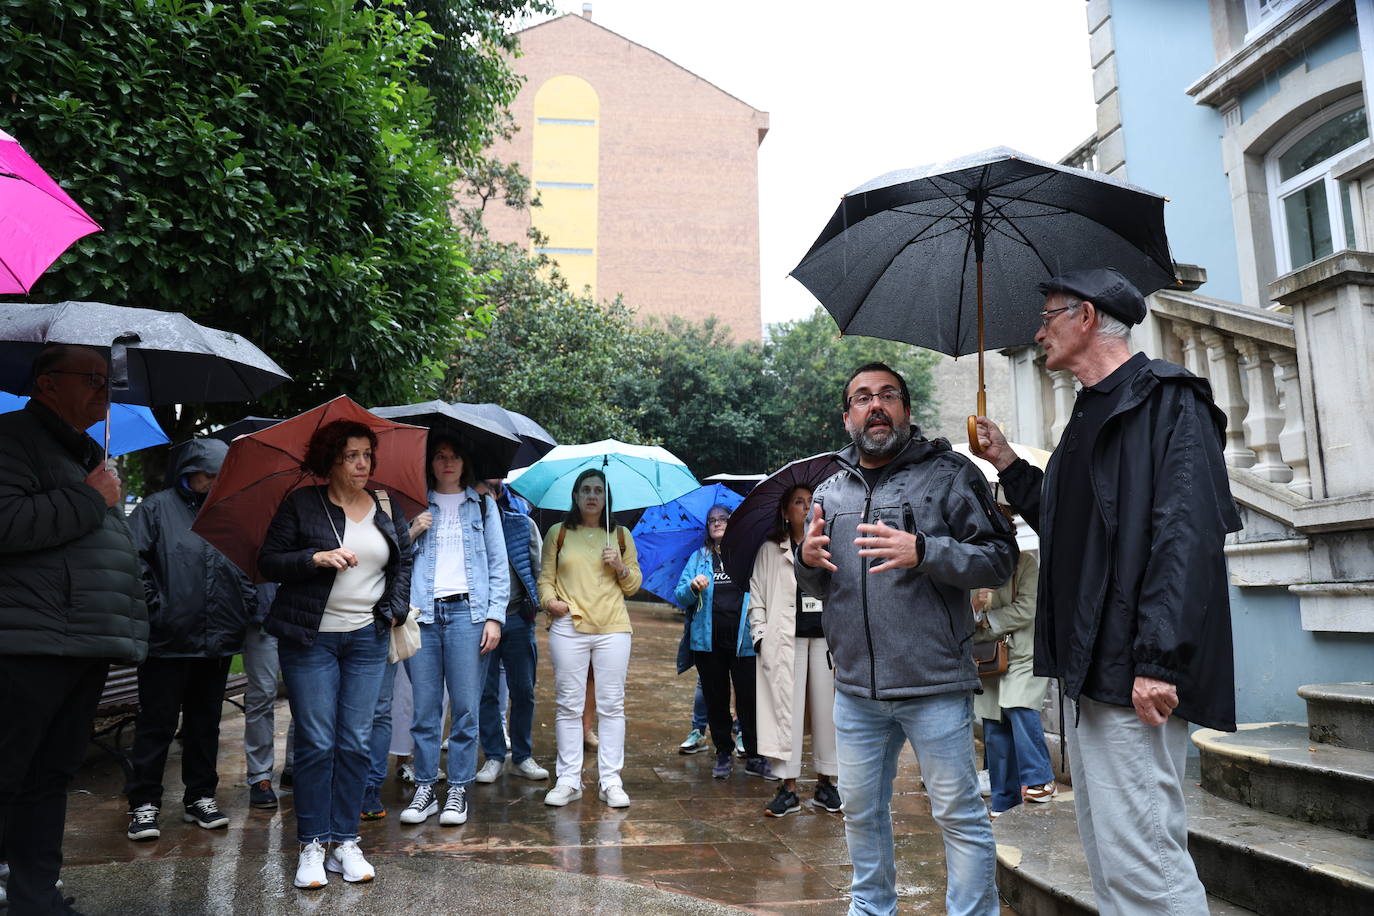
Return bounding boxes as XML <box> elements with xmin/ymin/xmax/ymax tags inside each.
<box><xmin>480</xmin><ymin>12</ymin><xmax>769</xmax><ymax>341</ymax></box>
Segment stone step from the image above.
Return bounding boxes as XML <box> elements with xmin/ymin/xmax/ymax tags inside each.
<box><xmin>1193</xmin><ymin>722</ymin><xmax>1374</xmax><ymax>838</ymax></box>
<box><xmin>1299</xmin><ymin>682</ymin><xmax>1374</xmax><ymax>752</ymax></box>
<box><xmin>1185</xmin><ymin>778</ymin><xmax>1374</xmax><ymax>916</ymax></box>
<box><xmin>992</xmin><ymin>790</ymin><xmax>1255</xmax><ymax>916</ymax></box>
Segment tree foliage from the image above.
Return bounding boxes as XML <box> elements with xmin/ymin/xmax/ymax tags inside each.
<box><xmin>0</xmin><ymin>0</ymin><xmax>535</xmax><ymax>437</ymax></box>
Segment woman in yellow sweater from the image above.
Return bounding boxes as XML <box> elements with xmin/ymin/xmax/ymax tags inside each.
<box><xmin>537</xmin><ymin>469</ymin><xmax>642</xmax><ymax>808</ymax></box>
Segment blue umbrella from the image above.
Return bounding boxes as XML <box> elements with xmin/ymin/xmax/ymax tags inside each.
<box><xmin>0</xmin><ymin>392</ymin><xmax>168</xmax><ymax>456</ymax></box>
<box><xmin>631</xmin><ymin>483</ymin><xmax>744</xmax><ymax>606</ymax></box>
<box><xmin>509</xmin><ymin>439</ymin><xmax>700</xmax><ymax>515</ymax></box>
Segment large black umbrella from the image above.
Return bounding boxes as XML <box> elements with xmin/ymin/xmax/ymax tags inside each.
<box><xmin>791</xmin><ymin>146</ymin><xmax>1176</xmax><ymax>447</ymax></box>
<box><xmin>207</xmin><ymin>416</ymin><xmax>283</xmax><ymax>445</ymax></box>
<box><xmin>455</xmin><ymin>402</ymin><xmax>557</xmax><ymax>470</ymax></box>
<box><xmin>369</xmin><ymin>400</ymin><xmax>521</xmax><ymax>481</ymax></box>
<box><xmin>0</xmin><ymin>301</ymin><xmax>290</xmax><ymax>405</ymax></box>
<box><xmin>719</xmin><ymin>453</ymin><xmax>842</xmax><ymax>587</ymax></box>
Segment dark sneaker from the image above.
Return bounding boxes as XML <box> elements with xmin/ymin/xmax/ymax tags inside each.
<box><xmin>812</xmin><ymin>780</ymin><xmax>843</xmax><ymax>812</ymax></box>
<box><xmin>361</xmin><ymin>784</ymin><xmax>386</xmax><ymax>820</ymax></box>
<box><xmin>439</xmin><ymin>785</ymin><xmax>468</xmax><ymax>826</ymax></box>
<box><xmin>712</xmin><ymin>751</ymin><xmax>733</xmax><ymax>779</ymax></box>
<box><xmin>764</xmin><ymin>786</ymin><xmax>801</xmax><ymax>817</ymax></box>
<box><xmin>744</xmin><ymin>756</ymin><xmax>773</xmax><ymax>779</ymax></box>
<box><xmin>279</xmin><ymin>767</ymin><xmax>294</xmax><ymax>789</ymax></box>
<box><xmin>250</xmin><ymin>780</ymin><xmax>278</xmax><ymax>810</ymax></box>
<box><xmin>127</xmin><ymin>803</ymin><xmax>160</xmax><ymax>841</ymax></box>
<box><xmin>183</xmin><ymin>797</ymin><xmax>229</xmax><ymax>830</ymax></box>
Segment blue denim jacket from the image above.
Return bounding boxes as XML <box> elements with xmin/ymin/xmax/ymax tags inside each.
<box><xmin>409</xmin><ymin>488</ymin><xmax>510</xmax><ymax>624</ymax></box>
<box><xmin>673</xmin><ymin>547</ymin><xmax>754</xmax><ymax>657</ymax></box>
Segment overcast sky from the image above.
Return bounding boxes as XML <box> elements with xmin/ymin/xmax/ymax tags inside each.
<box><xmin>529</xmin><ymin>1</ymin><xmax>1098</xmax><ymax>327</ymax></box>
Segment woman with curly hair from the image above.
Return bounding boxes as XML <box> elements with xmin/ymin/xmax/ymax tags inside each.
<box><xmin>259</xmin><ymin>419</ymin><xmax>412</xmax><ymax>890</ymax></box>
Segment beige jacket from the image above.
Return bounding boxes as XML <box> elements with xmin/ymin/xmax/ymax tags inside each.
<box><xmin>972</xmin><ymin>552</ymin><xmax>1047</xmax><ymax>722</ymax></box>
<box><xmin>747</xmin><ymin>538</ymin><xmax>832</xmax><ymax>761</ymax></box>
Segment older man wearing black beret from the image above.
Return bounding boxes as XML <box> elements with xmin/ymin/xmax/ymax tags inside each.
<box><xmin>976</xmin><ymin>268</ymin><xmax>1242</xmax><ymax>915</ymax></box>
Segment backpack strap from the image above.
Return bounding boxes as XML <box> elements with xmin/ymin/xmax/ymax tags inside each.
<box><xmin>373</xmin><ymin>489</ymin><xmax>392</xmax><ymax>519</ymax></box>
<box><xmin>555</xmin><ymin>524</ymin><xmax>624</xmax><ymax>559</ymax></box>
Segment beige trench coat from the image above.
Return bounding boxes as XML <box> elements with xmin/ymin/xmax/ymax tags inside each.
<box><xmin>972</xmin><ymin>552</ymin><xmax>1047</xmax><ymax>722</ymax></box>
<box><xmin>747</xmin><ymin>538</ymin><xmax>828</xmax><ymax>761</ymax></box>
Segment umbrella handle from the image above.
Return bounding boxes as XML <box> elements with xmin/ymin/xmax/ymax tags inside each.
<box><xmin>966</xmin><ymin>390</ymin><xmax>987</xmax><ymax>456</ymax></box>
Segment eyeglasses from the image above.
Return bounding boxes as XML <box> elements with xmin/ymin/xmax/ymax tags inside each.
<box><xmin>846</xmin><ymin>388</ymin><xmax>904</xmax><ymax>410</ymax></box>
<box><xmin>707</xmin><ymin>516</ymin><xmax>730</xmax><ymax>525</ymax></box>
<box><xmin>42</xmin><ymin>370</ymin><xmax>108</xmax><ymax>390</ymax></box>
<box><xmin>1039</xmin><ymin>305</ymin><xmax>1076</xmax><ymax>327</ymax></box>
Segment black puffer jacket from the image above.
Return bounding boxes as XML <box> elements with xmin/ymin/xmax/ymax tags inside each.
<box><xmin>1000</xmin><ymin>358</ymin><xmax>1242</xmax><ymax>732</ymax></box>
<box><xmin>0</xmin><ymin>400</ymin><xmax>147</xmax><ymax>663</ymax></box>
<box><xmin>127</xmin><ymin>439</ymin><xmax>254</xmax><ymax>658</ymax></box>
<box><xmin>258</xmin><ymin>485</ymin><xmax>412</xmax><ymax>647</ymax></box>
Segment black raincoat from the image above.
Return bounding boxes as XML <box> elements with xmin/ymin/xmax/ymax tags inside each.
<box><xmin>128</xmin><ymin>438</ymin><xmax>254</xmax><ymax>658</ymax></box>
<box><xmin>1000</xmin><ymin>358</ymin><xmax>1242</xmax><ymax>732</ymax></box>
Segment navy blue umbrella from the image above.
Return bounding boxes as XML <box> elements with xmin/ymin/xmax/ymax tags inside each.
<box><xmin>631</xmin><ymin>483</ymin><xmax>744</xmax><ymax>607</ymax></box>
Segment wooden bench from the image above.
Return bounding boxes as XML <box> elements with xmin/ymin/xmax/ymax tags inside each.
<box><xmin>90</xmin><ymin>665</ymin><xmax>249</xmax><ymax>779</ymax></box>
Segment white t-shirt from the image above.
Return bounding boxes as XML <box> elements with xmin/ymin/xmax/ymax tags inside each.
<box><xmin>431</xmin><ymin>491</ymin><xmax>470</xmax><ymax>598</ymax></box>
<box><xmin>319</xmin><ymin>504</ymin><xmax>389</xmax><ymax>632</ymax></box>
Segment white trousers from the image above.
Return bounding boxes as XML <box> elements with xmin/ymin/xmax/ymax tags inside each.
<box><xmin>768</xmin><ymin>636</ymin><xmax>838</xmax><ymax>780</ymax></box>
<box><xmin>548</xmin><ymin>616</ymin><xmax>631</xmax><ymax>790</ymax></box>
<box><xmin>1067</xmin><ymin>696</ymin><xmax>1210</xmax><ymax>916</ymax></box>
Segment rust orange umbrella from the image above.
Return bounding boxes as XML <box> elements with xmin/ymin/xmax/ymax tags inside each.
<box><xmin>192</xmin><ymin>395</ymin><xmax>428</xmax><ymax>582</ymax></box>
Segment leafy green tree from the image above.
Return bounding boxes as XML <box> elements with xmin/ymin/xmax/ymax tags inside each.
<box><xmin>0</xmin><ymin>0</ymin><xmax>531</xmax><ymax>438</ymax></box>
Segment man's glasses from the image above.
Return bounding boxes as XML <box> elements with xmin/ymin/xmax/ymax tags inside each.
<box><xmin>846</xmin><ymin>388</ymin><xmax>904</xmax><ymax>410</ymax></box>
<box><xmin>1039</xmin><ymin>305</ymin><xmax>1076</xmax><ymax>327</ymax></box>
<box><xmin>42</xmin><ymin>370</ymin><xmax>108</xmax><ymax>390</ymax></box>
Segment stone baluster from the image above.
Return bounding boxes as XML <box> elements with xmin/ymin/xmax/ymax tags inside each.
<box><xmin>1049</xmin><ymin>370</ymin><xmax>1076</xmax><ymax>445</ymax></box>
<box><xmin>1199</xmin><ymin>329</ymin><xmax>1256</xmax><ymax>468</ymax></box>
<box><xmin>1234</xmin><ymin>339</ymin><xmax>1291</xmax><ymax>483</ymax></box>
<box><xmin>1269</xmin><ymin>347</ymin><xmax>1311</xmax><ymax>497</ymax></box>
<box><xmin>1173</xmin><ymin>322</ymin><xmax>1209</xmax><ymax>377</ymax></box>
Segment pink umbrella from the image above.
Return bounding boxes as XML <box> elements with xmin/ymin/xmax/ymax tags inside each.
<box><xmin>0</xmin><ymin>128</ymin><xmax>102</xmax><ymax>294</ymax></box>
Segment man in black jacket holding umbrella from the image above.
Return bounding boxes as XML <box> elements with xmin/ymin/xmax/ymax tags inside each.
<box><xmin>976</xmin><ymin>268</ymin><xmax>1241</xmax><ymax>915</ymax></box>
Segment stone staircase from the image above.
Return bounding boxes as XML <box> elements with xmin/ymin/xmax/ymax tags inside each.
<box><xmin>992</xmin><ymin>683</ymin><xmax>1374</xmax><ymax>914</ymax></box>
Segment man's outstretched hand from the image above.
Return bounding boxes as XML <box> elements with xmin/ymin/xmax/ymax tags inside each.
<box><xmin>799</xmin><ymin>503</ymin><xmax>836</xmax><ymax>571</ymax></box>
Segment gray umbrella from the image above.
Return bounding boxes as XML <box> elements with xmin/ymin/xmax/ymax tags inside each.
<box><xmin>0</xmin><ymin>301</ymin><xmax>290</xmax><ymax>405</ymax></box>
<box><xmin>455</xmin><ymin>402</ymin><xmax>557</xmax><ymax>471</ymax></box>
<box><xmin>369</xmin><ymin>400</ymin><xmax>521</xmax><ymax>481</ymax></box>
<box><xmin>791</xmin><ymin>146</ymin><xmax>1176</xmax><ymax>446</ymax></box>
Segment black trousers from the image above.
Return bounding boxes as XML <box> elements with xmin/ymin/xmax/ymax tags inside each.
<box><xmin>0</xmin><ymin>655</ymin><xmax>108</xmax><ymax>916</ymax></box>
<box><xmin>693</xmin><ymin>649</ymin><xmax>757</xmax><ymax>759</ymax></box>
<box><xmin>124</xmin><ymin>656</ymin><xmax>232</xmax><ymax>809</ymax></box>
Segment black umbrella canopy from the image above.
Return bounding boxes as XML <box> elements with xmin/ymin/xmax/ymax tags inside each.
<box><xmin>207</xmin><ymin>416</ymin><xmax>283</xmax><ymax>445</ymax></box>
<box><xmin>456</xmin><ymin>402</ymin><xmax>557</xmax><ymax>470</ymax></box>
<box><xmin>0</xmin><ymin>301</ymin><xmax>290</xmax><ymax>404</ymax></box>
<box><xmin>719</xmin><ymin>453</ymin><xmax>842</xmax><ymax>587</ymax></box>
<box><xmin>791</xmin><ymin>146</ymin><xmax>1177</xmax><ymax>356</ymax></box>
<box><xmin>369</xmin><ymin>400</ymin><xmax>521</xmax><ymax>481</ymax></box>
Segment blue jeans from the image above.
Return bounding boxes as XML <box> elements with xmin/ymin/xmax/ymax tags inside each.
<box><xmin>983</xmin><ymin>707</ymin><xmax>1054</xmax><ymax>813</ymax></box>
<box><xmin>365</xmin><ymin>660</ymin><xmax>401</xmax><ymax>789</ymax></box>
<box><xmin>834</xmin><ymin>690</ymin><xmax>997</xmax><ymax>916</ymax></box>
<box><xmin>277</xmin><ymin>626</ymin><xmax>388</xmax><ymax>844</ymax></box>
<box><xmin>691</xmin><ymin>677</ymin><xmax>708</xmax><ymax>731</ymax></box>
<box><xmin>479</xmin><ymin>611</ymin><xmax>537</xmax><ymax>764</ymax></box>
<box><xmin>405</xmin><ymin>599</ymin><xmax>490</xmax><ymax>787</ymax></box>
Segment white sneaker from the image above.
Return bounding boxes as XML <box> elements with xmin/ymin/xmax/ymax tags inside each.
<box><xmin>400</xmin><ymin>784</ymin><xmax>438</xmax><ymax>824</ymax></box>
<box><xmin>977</xmin><ymin>769</ymin><xmax>991</xmax><ymax>797</ymax></box>
<box><xmin>294</xmin><ymin>839</ymin><xmax>328</xmax><ymax>889</ymax></box>
<box><xmin>439</xmin><ymin>785</ymin><xmax>468</xmax><ymax>826</ymax></box>
<box><xmin>513</xmin><ymin>758</ymin><xmax>549</xmax><ymax>780</ymax></box>
<box><xmin>474</xmin><ymin>758</ymin><xmax>503</xmax><ymax>784</ymax></box>
<box><xmin>326</xmin><ymin>839</ymin><xmax>374</xmax><ymax>883</ymax></box>
<box><xmin>598</xmin><ymin>785</ymin><xmax>631</xmax><ymax>808</ymax></box>
<box><xmin>543</xmin><ymin>784</ymin><xmax>582</xmax><ymax>807</ymax></box>
<box><xmin>398</xmin><ymin>761</ymin><xmax>416</xmax><ymax>784</ymax></box>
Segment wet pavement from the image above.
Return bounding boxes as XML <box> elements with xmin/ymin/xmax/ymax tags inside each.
<box><xmin>58</xmin><ymin>604</ymin><xmax>1016</xmax><ymax>915</ymax></box>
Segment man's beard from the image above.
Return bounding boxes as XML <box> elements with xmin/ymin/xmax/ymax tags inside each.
<box><xmin>848</xmin><ymin>413</ymin><xmax>913</xmax><ymax>459</ymax></box>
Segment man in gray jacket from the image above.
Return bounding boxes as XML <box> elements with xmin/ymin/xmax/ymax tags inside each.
<box><xmin>798</xmin><ymin>362</ymin><xmax>1017</xmax><ymax>916</ymax></box>
<box><xmin>0</xmin><ymin>344</ymin><xmax>147</xmax><ymax>915</ymax></box>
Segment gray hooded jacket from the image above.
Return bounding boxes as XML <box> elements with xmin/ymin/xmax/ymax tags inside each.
<box><xmin>796</xmin><ymin>435</ymin><xmax>1017</xmax><ymax>701</ymax></box>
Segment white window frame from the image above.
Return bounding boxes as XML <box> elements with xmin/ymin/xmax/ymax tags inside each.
<box><xmin>1244</xmin><ymin>0</ymin><xmax>1301</xmax><ymax>44</ymax></box>
<box><xmin>1266</xmin><ymin>96</ymin><xmax>1371</xmax><ymax>274</ymax></box>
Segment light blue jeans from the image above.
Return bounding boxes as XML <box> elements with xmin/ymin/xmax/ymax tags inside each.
<box><xmin>405</xmin><ymin>599</ymin><xmax>491</xmax><ymax>787</ymax></box>
<box><xmin>834</xmin><ymin>689</ymin><xmax>998</xmax><ymax>916</ymax></box>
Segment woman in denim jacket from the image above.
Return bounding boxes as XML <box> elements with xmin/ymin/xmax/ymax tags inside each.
<box><xmin>397</xmin><ymin>434</ymin><xmax>509</xmax><ymax>829</ymax></box>
<box><xmin>673</xmin><ymin>505</ymin><xmax>765</xmax><ymax>781</ymax></box>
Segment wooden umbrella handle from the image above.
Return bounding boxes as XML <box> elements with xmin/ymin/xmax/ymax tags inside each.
<box><xmin>967</xmin><ymin>390</ymin><xmax>987</xmax><ymax>455</ymax></box>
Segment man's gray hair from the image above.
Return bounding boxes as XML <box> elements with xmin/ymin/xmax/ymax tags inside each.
<box><xmin>1062</xmin><ymin>294</ymin><xmax>1131</xmax><ymax>342</ymax></box>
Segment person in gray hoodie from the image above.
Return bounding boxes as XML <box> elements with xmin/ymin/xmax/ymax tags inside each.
<box><xmin>797</xmin><ymin>362</ymin><xmax>1017</xmax><ymax>916</ymax></box>
<box><xmin>123</xmin><ymin>438</ymin><xmax>254</xmax><ymax>843</ymax></box>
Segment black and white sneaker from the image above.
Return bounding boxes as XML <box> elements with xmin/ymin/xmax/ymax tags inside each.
<box><xmin>439</xmin><ymin>785</ymin><xmax>468</xmax><ymax>826</ymax></box>
<box><xmin>183</xmin><ymin>797</ymin><xmax>229</xmax><ymax>829</ymax></box>
<box><xmin>400</xmin><ymin>784</ymin><xmax>438</xmax><ymax>824</ymax></box>
<box><xmin>764</xmin><ymin>786</ymin><xmax>801</xmax><ymax>818</ymax></box>
<box><xmin>812</xmin><ymin>780</ymin><xmax>843</xmax><ymax>813</ymax></box>
<box><xmin>127</xmin><ymin>803</ymin><xmax>161</xmax><ymax>841</ymax></box>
